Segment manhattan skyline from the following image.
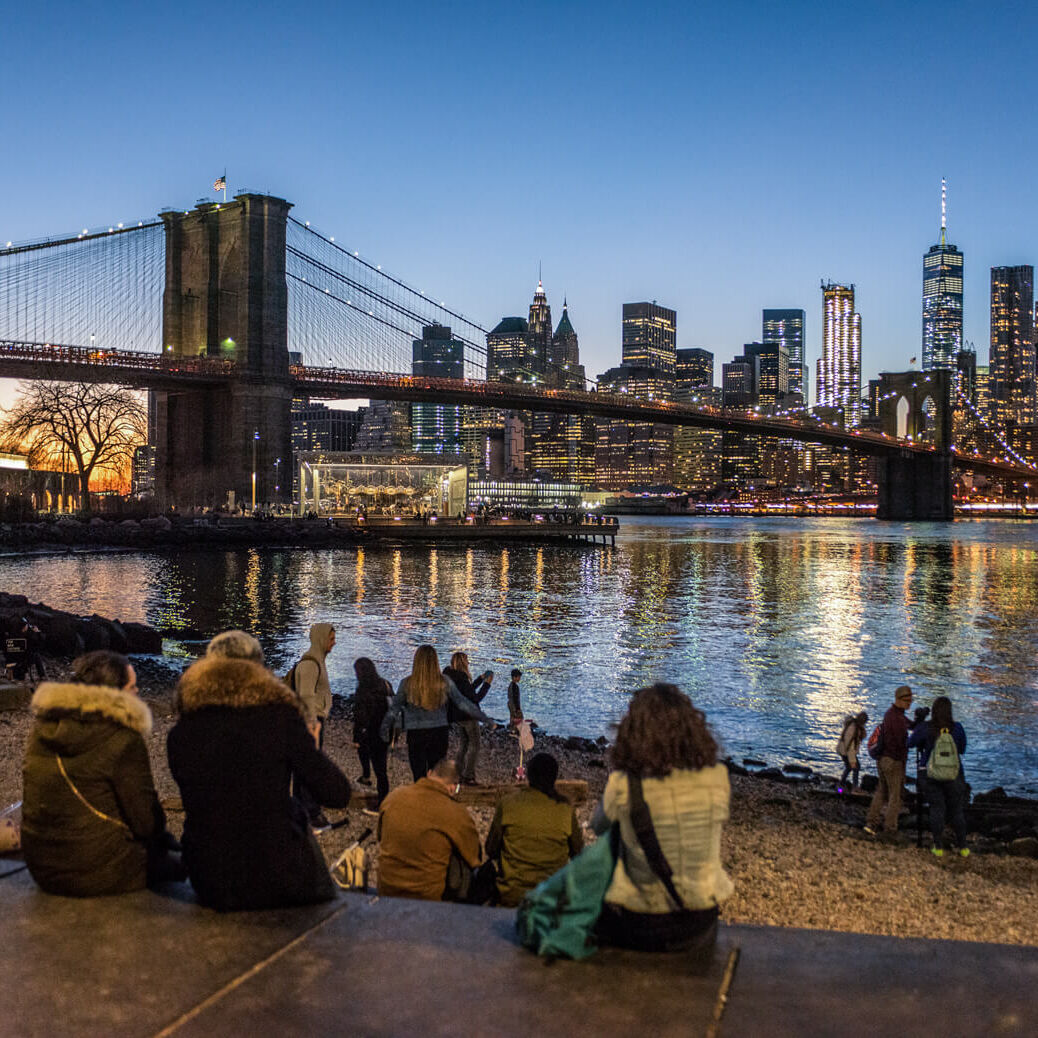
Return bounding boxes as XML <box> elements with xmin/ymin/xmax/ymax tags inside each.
<box><xmin>3</xmin><ymin>1</ymin><xmax>1038</xmax><ymax>390</ymax></box>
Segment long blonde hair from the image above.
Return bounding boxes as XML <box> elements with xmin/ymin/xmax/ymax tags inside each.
<box><xmin>406</xmin><ymin>645</ymin><xmax>448</xmax><ymax>711</ymax></box>
<box><xmin>450</xmin><ymin>652</ymin><xmax>471</xmax><ymax>679</ymax></box>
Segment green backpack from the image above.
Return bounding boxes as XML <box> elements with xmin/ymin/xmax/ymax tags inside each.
<box><xmin>516</xmin><ymin>826</ymin><xmax>619</xmax><ymax>961</ymax></box>
<box><xmin>928</xmin><ymin>728</ymin><xmax>960</xmax><ymax>782</ymax></box>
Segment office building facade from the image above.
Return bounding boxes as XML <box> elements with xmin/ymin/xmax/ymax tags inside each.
<box><xmin>818</xmin><ymin>282</ymin><xmax>862</xmax><ymax>427</ymax></box>
<box><xmin>762</xmin><ymin>309</ymin><xmax>806</xmax><ymax>399</ymax></box>
<box><xmin>990</xmin><ymin>265</ymin><xmax>1035</xmax><ymax>429</ymax></box>
<box><xmin>621</xmin><ymin>302</ymin><xmax>677</xmax><ymax>376</ymax></box>
<box><xmin>411</xmin><ymin>324</ymin><xmax>464</xmax><ymax>455</ymax></box>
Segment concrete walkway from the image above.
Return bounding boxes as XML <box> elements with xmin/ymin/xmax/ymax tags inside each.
<box><xmin>2</xmin><ymin>864</ymin><xmax>1035</xmax><ymax>1037</ymax></box>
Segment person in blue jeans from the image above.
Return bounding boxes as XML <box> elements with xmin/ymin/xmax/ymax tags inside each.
<box><xmin>908</xmin><ymin>696</ymin><xmax>969</xmax><ymax>858</ymax></box>
<box><xmin>381</xmin><ymin>645</ymin><xmax>495</xmax><ymax>782</ymax></box>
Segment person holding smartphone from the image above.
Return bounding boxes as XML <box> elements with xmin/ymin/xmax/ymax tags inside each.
<box><xmin>443</xmin><ymin>651</ymin><xmax>493</xmax><ymax>786</ymax></box>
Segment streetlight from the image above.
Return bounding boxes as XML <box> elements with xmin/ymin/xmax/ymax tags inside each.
<box><xmin>252</xmin><ymin>430</ymin><xmax>259</xmax><ymax>510</ymax></box>
<box><xmin>274</xmin><ymin>457</ymin><xmax>281</xmax><ymax>508</ymax></box>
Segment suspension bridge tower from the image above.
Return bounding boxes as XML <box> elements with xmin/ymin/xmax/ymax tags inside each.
<box><xmin>155</xmin><ymin>194</ymin><xmax>294</xmax><ymax>509</ymax></box>
<box><xmin>875</xmin><ymin>369</ymin><xmax>954</xmax><ymax>521</ymax></box>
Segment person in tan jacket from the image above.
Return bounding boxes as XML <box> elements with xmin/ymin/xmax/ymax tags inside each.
<box><xmin>377</xmin><ymin>758</ymin><xmax>480</xmax><ymax>900</ymax></box>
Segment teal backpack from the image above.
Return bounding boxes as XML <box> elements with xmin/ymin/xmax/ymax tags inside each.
<box><xmin>516</xmin><ymin>826</ymin><xmax>619</xmax><ymax>961</ymax></box>
<box><xmin>928</xmin><ymin>728</ymin><xmax>960</xmax><ymax>782</ymax></box>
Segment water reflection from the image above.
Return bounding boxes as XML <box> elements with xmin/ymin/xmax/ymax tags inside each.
<box><xmin>3</xmin><ymin>517</ymin><xmax>1038</xmax><ymax>793</ymax></box>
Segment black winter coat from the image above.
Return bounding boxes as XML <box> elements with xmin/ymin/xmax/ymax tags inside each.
<box><xmin>352</xmin><ymin>676</ymin><xmax>391</xmax><ymax>743</ymax></box>
<box><xmin>22</xmin><ymin>682</ymin><xmax>166</xmax><ymax>897</ymax></box>
<box><xmin>168</xmin><ymin>656</ymin><xmax>351</xmax><ymax>911</ymax></box>
<box><xmin>443</xmin><ymin>666</ymin><xmax>491</xmax><ymax>724</ymax></box>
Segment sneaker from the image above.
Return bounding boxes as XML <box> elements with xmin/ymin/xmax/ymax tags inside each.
<box><xmin>863</xmin><ymin>825</ymin><xmax>878</xmax><ymax>836</ymax></box>
<box><xmin>959</xmin><ymin>847</ymin><xmax>970</xmax><ymax>858</ymax></box>
<box><xmin>931</xmin><ymin>847</ymin><xmax>944</xmax><ymax>858</ymax></box>
<box><xmin>361</xmin><ymin>808</ymin><xmax>379</xmax><ymax>818</ymax></box>
<box><xmin>357</xmin><ymin>776</ymin><xmax>373</xmax><ymax>787</ymax></box>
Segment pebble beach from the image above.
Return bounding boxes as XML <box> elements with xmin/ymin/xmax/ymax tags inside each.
<box><xmin>3</xmin><ymin>666</ymin><xmax>1037</xmax><ymax>948</ymax></box>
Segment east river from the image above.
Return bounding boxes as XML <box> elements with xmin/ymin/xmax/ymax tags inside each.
<box><xmin>3</xmin><ymin>517</ymin><xmax>1037</xmax><ymax>795</ymax></box>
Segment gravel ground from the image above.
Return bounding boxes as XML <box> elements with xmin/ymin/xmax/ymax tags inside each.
<box><xmin>3</xmin><ymin>672</ymin><xmax>1037</xmax><ymax>947</ymax></box>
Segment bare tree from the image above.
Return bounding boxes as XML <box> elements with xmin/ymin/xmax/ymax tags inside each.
<box><xmin>1</xmin><ymin>382</ymin><xmax>147</xmax><ymax>505</ymax></box>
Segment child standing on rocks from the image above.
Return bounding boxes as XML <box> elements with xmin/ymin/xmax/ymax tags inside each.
<box><xmin>507</xmin><ymin>668</ymin><xmax>523</xmax><ymax>726</ymax></box>
<box><xmin>836</xmin><ymin>710</ymin><xmax>868</xmax><ymax>791</ymax></box>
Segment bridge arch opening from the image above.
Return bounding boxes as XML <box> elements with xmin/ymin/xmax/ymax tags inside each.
<box><xmin>896</xmin><ymin>396</ymin><xmax>910</xmax><ymax>439</ymax></box>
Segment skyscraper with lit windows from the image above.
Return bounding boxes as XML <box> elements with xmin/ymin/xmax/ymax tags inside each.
<box><xmin>622</xmin><ymin>302</ymin><xmax>677</xmax><ymax>375</ymax></box>
<box><xmin>922</xmin><ymin>180</ymin><xmax>964</xmax><ymax>372</ymax></box>
<box><xmin>762</xmin><ymin>309</ymin><xmax>806</xmax><ymax>399</ymax></box>
<box><xmin>818</xmin><ymin>282</ymin><xmax>862</xmax><ymax>427</ymax></box>
<box><xmin>411</xmin><ymin>324</ymin><xmax>463</xmax><ymax>454</ymax></box>
<box><xmin>990</xmin><ymin>265</ymin><xmax>1035</xmax><ymax>428</ymax></box>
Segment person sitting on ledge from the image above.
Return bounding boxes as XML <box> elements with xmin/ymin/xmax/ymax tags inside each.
<box><xmin>22</xmin><ymin>650</ymin><xmax>182</xmax><ymax>897</ymax></box>
<box><xmin>377</xmin><ymin>757</ymin><xmax>482</xmax><ymax>901</ymax></box>
<box><xmin>485</xmin><ymin>751</ymin><xmax>583</xmax><ymax>907</ymax></box>
<box><xmin>591</xmin><ymin>683</ymin><xmax>734</xmax><ymax>956</ymax></box>
<box><xmin>168</xmin><ymin>630</ymin><xmax>350</xmax><ymax>911</ymax></box>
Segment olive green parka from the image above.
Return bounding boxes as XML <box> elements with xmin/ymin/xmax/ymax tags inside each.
<box><xmin>22</xmin><ymin>681</ymin><xmax>166</xmax><ymax>897</ymax></box>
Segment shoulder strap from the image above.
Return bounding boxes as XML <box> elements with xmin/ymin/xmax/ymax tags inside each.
<box><xmin>56</xmin><ymin>756</ymin><xmax>130</xmax><ymax>832</ymax></box>
<box><xmin>627</xmin><ymin>773</ymin><xmax>686</xmax><ymax>911</ymax></box>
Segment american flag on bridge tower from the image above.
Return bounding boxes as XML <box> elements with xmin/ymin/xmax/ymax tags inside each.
<box><xmin>213</xmin><ymin>176</ymin><xmax>226</xmax><ymax>192</ymax></box>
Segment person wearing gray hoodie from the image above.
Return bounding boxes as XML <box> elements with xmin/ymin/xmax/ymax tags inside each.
<box><xmin>292</xmin><ymin>623</ymin><xmax>336</xmax><ymax>827</ymax></box>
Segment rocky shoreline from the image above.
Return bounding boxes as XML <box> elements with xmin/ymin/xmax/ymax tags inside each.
<box><xmin>0</xmin><ymin>516</ymin><xmax>365</xmax><ymax>551</ymax></box>
<box><xmin>2</xmin><ymin>606</ymin><xmax>1037</xmax><ymax>946</ymax></box>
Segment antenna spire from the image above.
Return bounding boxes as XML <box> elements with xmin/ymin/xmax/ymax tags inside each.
<box><xmin>940</xmin><ymin>177</ymin><xmax>947</xmax><ymax>245</ymax></box>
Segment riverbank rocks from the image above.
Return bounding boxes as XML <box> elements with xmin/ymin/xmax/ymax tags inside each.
<box><xmin>0</xmin><ymin>593</ymin><xmax>162</xmax><ymax>658</ymax></box>
<box><xmin>1009</xmin><ymin>837</ymin><xmax>1038</xmax><ymax>858</ymax></box>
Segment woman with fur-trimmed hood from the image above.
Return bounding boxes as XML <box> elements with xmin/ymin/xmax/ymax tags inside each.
<box><xmin>22</xmin><ymin>650</ymin><xmax>176</xmax><ymax>897</ymax></box>
<box><xmin>168</xmin><ymin>633</ymin><xmax>351</xmax><ymax>911</ymax></box>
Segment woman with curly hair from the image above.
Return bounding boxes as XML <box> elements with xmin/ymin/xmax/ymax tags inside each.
<box><xmin>591</xmin><ymin>683</ymin><xmax>734</xmax><ymax>955</ymax></box>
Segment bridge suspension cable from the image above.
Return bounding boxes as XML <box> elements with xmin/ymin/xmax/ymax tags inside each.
<box><xmin>286</xmin><ymin>218</ymin><xmax>488</xmax><ymax>379</ymax></box>
<box><xmin>0</xmin><ymin>222</ymin><xmax>164</xmax><ymax>357</ymax></box>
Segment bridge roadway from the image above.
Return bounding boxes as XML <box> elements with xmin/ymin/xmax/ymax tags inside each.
<box><xmin>1</xmin><ymin>338</ymin><xmax>1035</xmax><ymax>482</ymax></box>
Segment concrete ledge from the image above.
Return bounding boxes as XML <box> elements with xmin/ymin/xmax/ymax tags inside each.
<box><xmin>3</xmin><ymin>866</ymin><xmax>1037</xmax><ymax>1037</ymax></box>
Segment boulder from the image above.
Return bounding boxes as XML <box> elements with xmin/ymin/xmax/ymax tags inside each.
<box><xmin>743</xmin><ymin>758</ymin><xmax>767</xmax><ymax>767</ymax></box>
<box><xmin>122</xmin><ymin>622</ymin><xmax>163</xmax><ymax>655</ymax></box>
<box><xmin>782</xmin><ymin>764</ymin><xmax>812</xmax><ymax>775</ymax></box>
<box><xmin>973</xmin><ymin>787</ymin><xmax>1008</xmax><ymax>805</ymax></box>
<box><xmin>140</xmin><ymin>516</ymin><xmax>172</xmax><ymax>532</ymax></box>
<box><xmin>27</xmin><ymin>609</ymin><xmax>83</xmax><ymax>656</ymax></box>
<box><xmin>860</xmin><ymin>774</ymin><xmax>879</xmax><ymax>793</ymax></box>
<box><xmin>76</xmin><ymin>616</ymin><xmax>111</xmax><ymax>652</ymax></box>
<box><xmin>1008</xmin><ymin>837</ymin><xmax>1038</xmax><ymax>859</ymax></box>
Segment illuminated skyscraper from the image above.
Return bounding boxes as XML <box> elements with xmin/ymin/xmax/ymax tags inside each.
<box><xmin>487</xmin><ymin>317</ymin><xmax>533</xmax><ymax>383</ymax></box>
<box><xmin>990</xmin><ymin>265</ymin><xmax>1035</xmax><ymax>428</ymax></box>
<box><xmin>622</xmin><ymin>302</ymin><xmax>677</xmax><ymax>376</ymax></box>
<box><xmin>922</xmin><ymin>179</ymin><xmax>964</xmax><ymax>372</ymax></box>
<box><xmin>818</xmin><ymin>282</ymin><xmax>862</xmax><ymax>427</ymax></box>
<box><xmin>674</xmin><ymin>349</ymin><xmax>721</xmax><ymax>490</ymax></box>
<box><xmin>411</xmin><ymin>324</ymin><xmax>464</xmax><ymax>454</ymax></box>
<box><xmin>595</xmin><ymin>365</ymin><xmax>673</xmax><ymax>489</ymax></box>
<box><xmin>762</xmin><ymin>309</ymin><xmax>806</xmax><ymax>399</ymax></box>
<box><xmin>530</xmin><ymin>302</ymin><xmax>594</xmax><ymax>483</ymax></box>
<box><xmin>526</xmin><ymin>279</ymin><xmax>552</xmax><ymax>380</ymax></box>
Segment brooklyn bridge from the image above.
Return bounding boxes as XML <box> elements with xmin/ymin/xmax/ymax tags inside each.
<box><xmin>1</xmin><ymin>193</ymin><xmax>1034</xmax><ymax>520</ymax></box>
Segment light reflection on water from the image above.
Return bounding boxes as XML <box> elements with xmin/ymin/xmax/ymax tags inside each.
<box><xmin>3</xmin><ymin>517</ymin><xmax>1038</xmax><ymax>794</ymax></box>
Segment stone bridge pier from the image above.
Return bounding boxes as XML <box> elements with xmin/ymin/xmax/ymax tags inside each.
<box><xmin>155</xmin><ymin>195</ymin><xmax>294</xmax><ymax>510</ymax></box>
<box><xmin>875</xmin><ymin>370</ymin><xmax>954</xmax><ymax>521</ymax></box>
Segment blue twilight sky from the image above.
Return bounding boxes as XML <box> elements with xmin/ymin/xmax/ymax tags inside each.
<box><xmin>3</xmin><ymin>0</ymin><xmax>1038</xmax><ymax>391</ymax></box>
